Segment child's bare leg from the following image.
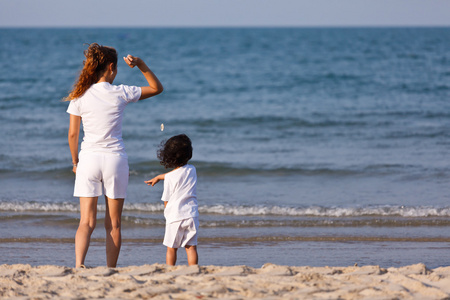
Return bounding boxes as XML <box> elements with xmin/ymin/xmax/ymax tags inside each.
<box><xmin>185</xmin><ymin>245</ymin><xmax>198</xmax><ymax>265</ymax></box>
<box><xmin>75</xmin><ymin>197</ymin><xmax>98</xmax><ymax>268</ymax></box>
<box><xmin>166</xmin><ymin>247</ymin><xmax>178</xmax><ymax>265</ymax></box>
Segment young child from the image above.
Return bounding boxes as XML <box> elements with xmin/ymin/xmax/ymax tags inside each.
<box><xmin>145</xmin><ymin>134</ymin><xmax>199</xmax><ymax>266</ymax></box>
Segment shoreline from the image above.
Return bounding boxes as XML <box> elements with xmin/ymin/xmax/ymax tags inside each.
<box><xmin>1</xmin><ymin>263</ymin><xmax>450</xmax><ymax>299</ymax></box>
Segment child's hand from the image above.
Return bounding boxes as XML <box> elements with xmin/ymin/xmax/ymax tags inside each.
<box><xmin>145</xmin><ymin>176</ymin><xmax>160</xmax><ymax>186</ymax></box>
<box><xmin>145</xmin><ymin>173</ymin><xmax>165</xmax><ymax>186</ymax></box>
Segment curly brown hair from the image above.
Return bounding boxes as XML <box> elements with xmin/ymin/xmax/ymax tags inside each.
<box><xmin>157</xmin><ymin>134</ymin><xmax>193</xmax><ymax>169</ymax></box>
<box><xmin>65</xmin><ymin>43</ymin><xmax>118</xmax><ymax>101</ymax></box>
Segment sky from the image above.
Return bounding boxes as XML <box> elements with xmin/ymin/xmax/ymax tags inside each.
<box><xmin>1</xmin><ymin>0</ymin><xmax>450</xmax><ymax>28</ymax></box>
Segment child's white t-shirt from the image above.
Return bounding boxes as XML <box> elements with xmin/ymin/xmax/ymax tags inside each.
<box><xmin>66</xmin><ymin>82</ymin><xmax>141</xmax><ymax>157</ymax></box>
<box><xmin>162</xmin><ymin>164</ymin><xmax>199</xmax><ymax>224</ymax></box>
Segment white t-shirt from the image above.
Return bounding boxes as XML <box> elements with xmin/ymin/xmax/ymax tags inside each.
<box><xmin>66</xmin><ymin>82</ymin><xmax>141</xmax><ymax>156</ymax></box>
<box><xmin>162</xmin><ymin>164</ymin><xmax>199</xmax><ymax>224</ymax></box>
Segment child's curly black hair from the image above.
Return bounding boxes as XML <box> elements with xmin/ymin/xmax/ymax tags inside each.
<box><xmin>157</xmin><ymin>134</ymin><xmax>193</xmax><ymax>169</ymax></box>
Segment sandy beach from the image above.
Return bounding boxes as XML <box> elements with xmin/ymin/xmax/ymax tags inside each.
<box><xmin>1</xmin><ymin>263</ymin><xmax>450</xmax><ymax>299</ymax></box>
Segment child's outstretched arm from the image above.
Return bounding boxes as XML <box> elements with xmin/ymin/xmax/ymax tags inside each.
<box><xmin>145</xmin><ymin>174</ymin><xmax>165</xmax><ymax>186</ymax></box>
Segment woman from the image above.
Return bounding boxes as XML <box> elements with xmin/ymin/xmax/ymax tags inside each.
<box><xmin>66</xmin><ymin>43</ymin><xmax>163</xmax><ymax>268</ymax></box>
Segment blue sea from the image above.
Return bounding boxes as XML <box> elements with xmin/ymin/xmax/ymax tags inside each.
<box><xmin>1</xmin><ymin>27</ymin><xmax>450</xmax><ymax>268</ymax></box>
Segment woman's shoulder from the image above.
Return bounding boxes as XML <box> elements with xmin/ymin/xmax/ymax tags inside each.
<box><xmin>92</xmin><ymin>82</ymin><xmax>129</xmax><ymax>91</ymax></box>
<box><xmin>108</xmin><ymin>83</ymin><xmax>142</xmax><ymax>102</ymax></box>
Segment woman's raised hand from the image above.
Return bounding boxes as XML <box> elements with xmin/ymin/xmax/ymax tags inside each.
<box><xmin>123</xmin><ymin>54</ymin><xmax>141</xmax><ymax>68</ymax></box>
<box><xmin>123</xmin><ymin>54</ymin><xmax>163</xmax><ymax>99</ymax></box>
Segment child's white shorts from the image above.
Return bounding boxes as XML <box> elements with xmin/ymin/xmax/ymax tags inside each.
<box><xmin>163</xmin><ymin>217</ymin><xmax>199</xmax><ymax>248</ymax></box>
<box><xmin>74</xmin><ymin>152</ymin><xmax>129</xmax><ymax>199</ymax></box>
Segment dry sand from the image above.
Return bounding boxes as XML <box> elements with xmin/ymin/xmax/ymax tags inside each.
<box><xmin>1</xmin><ymin>263</ymin><xmax>450</xmax><ymax>299</ymax></box>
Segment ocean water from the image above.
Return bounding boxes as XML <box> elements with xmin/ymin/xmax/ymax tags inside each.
<box><xmin>1</xmin><ymin>27</ymin><xmax>450</xmax><ymax>268</ymax></box>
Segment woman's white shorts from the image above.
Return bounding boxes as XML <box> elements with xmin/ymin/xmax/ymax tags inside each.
<box><xmin>163</xmin><ymin>217</ymin><xmax>199</xmax><ymax>248</ymax></box>
<box><xmin>74</xmin><ymin>152</ymin><xmax>129</xmax><ymax>199</ymax></box>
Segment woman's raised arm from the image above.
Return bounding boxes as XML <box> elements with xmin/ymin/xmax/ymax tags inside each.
<box><xmin>123</xmin><ymin>55</ymin><xmax>163</xmax><ymax>100</ymax></box>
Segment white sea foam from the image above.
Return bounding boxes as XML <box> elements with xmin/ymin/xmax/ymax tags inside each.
<box><xmin>0</xmin><ymin>201</ymin><xmax>79</xmax><ymax>212</ymax></box>
<box><xmin>198</xmin><ymin>205</ymin><xmax>450</xmax><ymax>217</ymax></box>
<box><xmin>1</xmin><ymin>201</ymin><xmax>449</xmax><ymax>218</ymax></box>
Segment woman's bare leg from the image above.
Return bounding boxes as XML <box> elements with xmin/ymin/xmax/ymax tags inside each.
<box><xmin>75</xmin><ymin>197</ymin><xmax>98</xmax><ymax>268</ymax></box>
<box><xmin>104</xmin><ymin>196</ymin><xmax>124</xmax><ymax>268</ymax></box>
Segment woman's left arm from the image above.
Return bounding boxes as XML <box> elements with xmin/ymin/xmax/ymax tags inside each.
<box><xmin>68</xmin><ymin>114</ymin><xmax>81</xmax><ymax>173</ymax></box>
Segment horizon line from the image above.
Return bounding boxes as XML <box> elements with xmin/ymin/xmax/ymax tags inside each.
<box><xmin>1</xmin><ymin>24</ymin><xmax>450</xmax><ymax>29</ymax></box>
